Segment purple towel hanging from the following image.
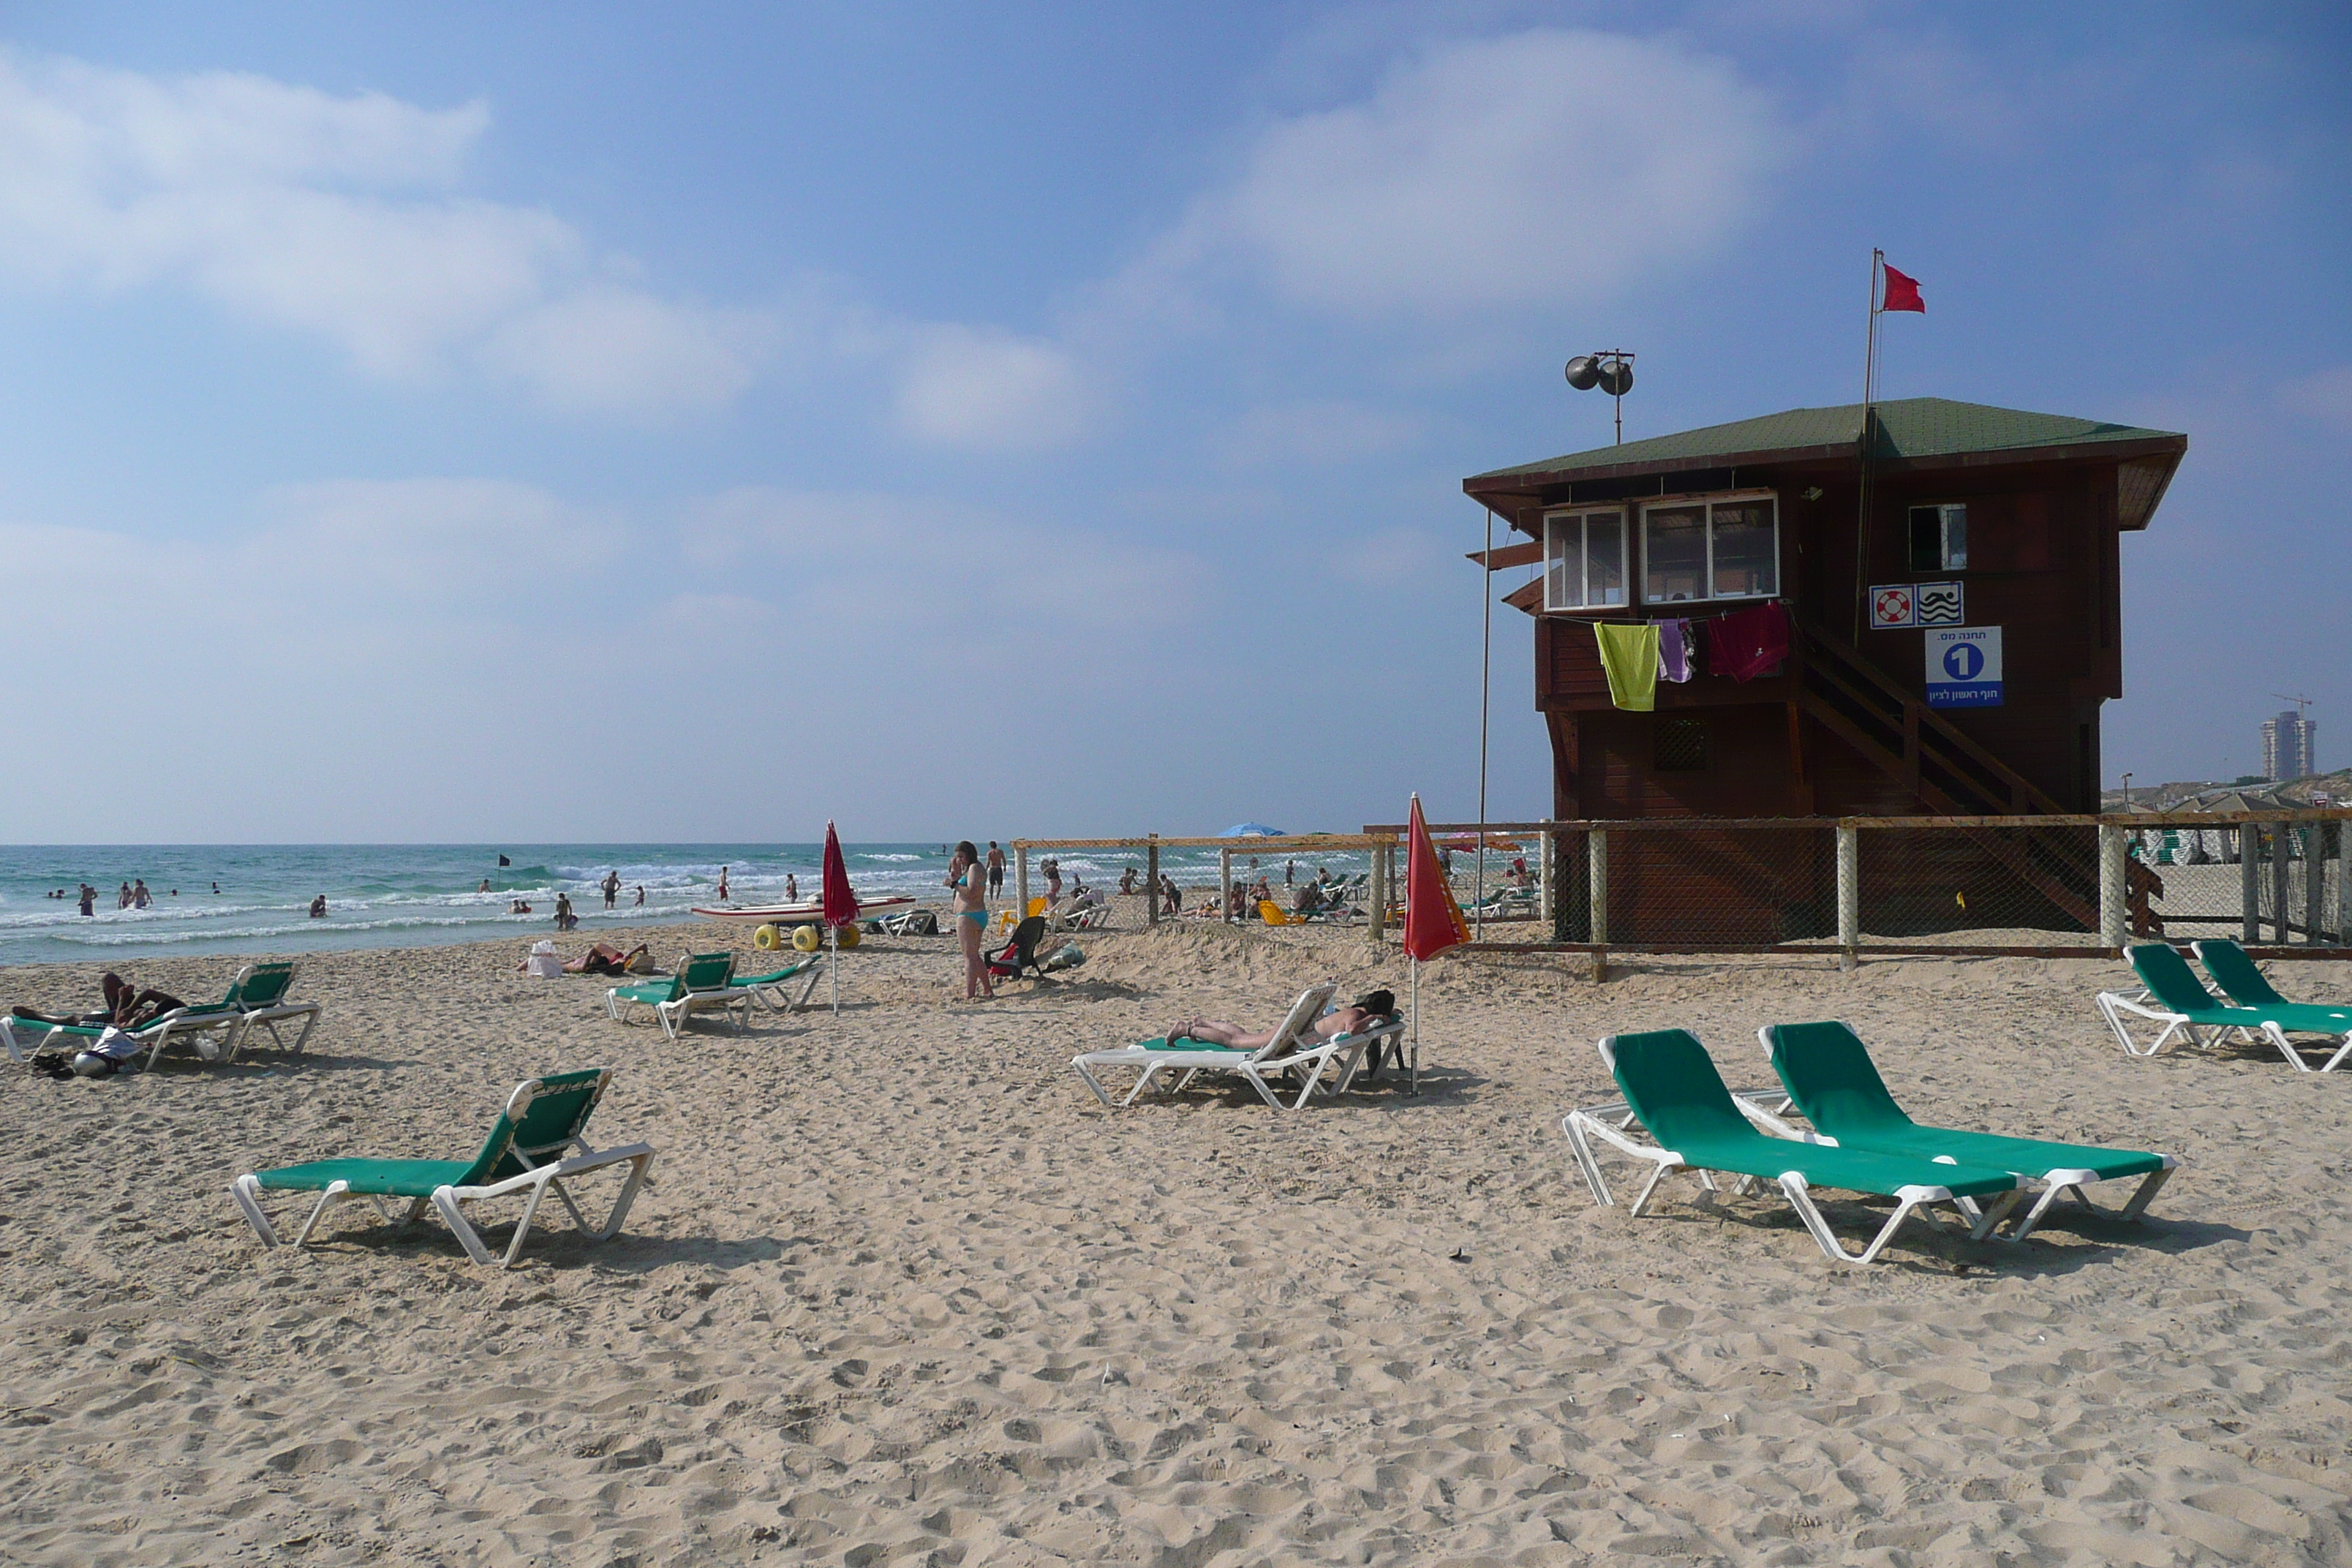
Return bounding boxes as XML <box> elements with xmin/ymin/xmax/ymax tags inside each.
<box><xmin>1657</xmin><ymin>619</ymin><xmax>1693</xmax><ymax>682</ymax></box>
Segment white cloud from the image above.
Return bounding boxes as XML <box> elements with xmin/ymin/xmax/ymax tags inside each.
<box><xmin>256</xmin><ymin>478</ymin><xmax>627</xmax><ymax>595</ymax></box>
<box><xmin>892</xmin><ymin>325</ymin><xmax>1093</xmax><ymax>451</ymax></box>
<box><xmin>681</xmin><ymin>486</ymin><xmax>1199</xmax><ymax>640</ymax></box>
<box><xmin>1180</xmin><ymin>29</ymin><xmax>1789</xmax><ymax>316</ymax></box>
<box><xmin>1333</xmin><ymin>524</ymin><xmax>1452</xmax><ymax>587</ymax></box>
<box><xmin>480</xmin><ymin>287</ymin><xmax>778</xmax><ymax>416</ymax></box>
<box><xmin>1221</xmin><ymin>400</ymin><xmax>1428</xmax><ymax>467</ymax></box>
<box><xmin>0</xmin><ymin>48</ymin><xmax>772</xmax><ymax>415</ymax></box>
<box><xmin>2276</xmin><ymin>365</ymin><xmax>2352</xmax><ymax>431</ymax></box>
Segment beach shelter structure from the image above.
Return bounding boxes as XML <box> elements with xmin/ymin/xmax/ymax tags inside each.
<box><xmin>1466</xmin><ymin>397</ymin><xmax>2187</xmax><ymax>942</ymax></box>
<box><xmin>1219</xmin><ymin>823</ymin><xmax>1286</xmax><ymax>837</ymax></box>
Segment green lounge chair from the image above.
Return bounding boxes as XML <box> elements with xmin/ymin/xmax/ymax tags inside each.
<box><xmin>1563</xmin><ymin>1029</ymin><xmax>2021</xmax><ymax>1266</ymax></box>
<box><xmin>1</xmin><ymin>960</ymin><xmax>320</xmax><ymax>1071</ymax></box>
<box><xmin>230</xmin><ymin>1068</ymin><xmax>655</xmax><ymax>1268</ymax></box>
<box><xmin>1071</xmin><ymin>984</ymin><xmax>1352</xmax><ymax>1109</ymax></box>
<box><xmin>604</xmin><ymin>951</ymin><xmax>747</xmax><ymax>1040</ymax></box>
<box><xmin>2192</xmin><ymin>945</ymin><xmax>2342</xmax><ymax>1067</ymax></box>
<box><xmin>214</xmin><ymin>960</ymin><xmax>323</xmax><ymax>1056</ymax></box>
<box><xmin>2097</xmin><ymin>943</ymin><xmax>2352</xmax><ymax>1071</ymax></box>
<box><xmin>1751</xmin><ymin>1022</ymin><xmax>2177</xmax><ymax>1240</ymax></box>
<box><xmin>728</xmin><ymin>957</ymin><xmax>823</xmax><ymax>1014</ymax></box>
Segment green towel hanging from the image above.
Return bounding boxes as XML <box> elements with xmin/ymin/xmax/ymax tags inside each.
<box><xmin>1594</xmin><ymin>622</ymin><xmax>1659</xmax><ymax>712</ymax></box>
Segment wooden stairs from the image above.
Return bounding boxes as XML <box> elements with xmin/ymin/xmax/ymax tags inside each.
<box><xmin>1795</xmin><ymin>621</ymin><xmax>2094</xmax><ymax>928</ymax></box>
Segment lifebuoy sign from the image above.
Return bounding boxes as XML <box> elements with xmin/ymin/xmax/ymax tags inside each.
<box><xmin>1924</xmin><ymin>626</ymin><xmax>2002</xmax><ymax>708</ymax></box>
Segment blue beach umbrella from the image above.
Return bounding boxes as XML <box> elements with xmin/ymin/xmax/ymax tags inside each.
<box><xmin>1219</xmin><ymin>823</ymin><xmax>1285</xmax><ymax>837</ymax></box>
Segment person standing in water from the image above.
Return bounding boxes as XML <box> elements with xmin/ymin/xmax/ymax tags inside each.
<box><xmin>784</xmin><ymin>872</ymin><xmax>799</xmax><ymax>903</ymax></box>
<box><xmin>946</xmin><ymin>840</ymin><xmax>992</xmax><ymax>1001</ymax></box>
<box><xmin>986</xmin><ymin>842</ymin><xmax>1006</xmax><ymax>897</ymax></box>
<box><xmin>717</xmin><ymin>865</ymin><xmax>730</xmax><ymax>901</ymax></box>
<box><xmin>601</xmin><ymin>870</ymin><xmax>620</xmax><ymax>910</ymax></box>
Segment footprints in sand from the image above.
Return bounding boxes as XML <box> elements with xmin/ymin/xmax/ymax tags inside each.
<box><xmin>7</xmin><ymin>938</ymin><xmax>2352</xmax><ymax>1562</ymax></box>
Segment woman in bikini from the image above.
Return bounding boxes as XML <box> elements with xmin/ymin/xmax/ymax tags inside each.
<box><xmin>1165</xmin><ymin>990</ymin><xmax>1396</xmax><ymax>1052</ymax></box>
<box><xmin>946</xmin><ymin>840</ymin><xmax>992</xmax><ymax>1000</ymax></box>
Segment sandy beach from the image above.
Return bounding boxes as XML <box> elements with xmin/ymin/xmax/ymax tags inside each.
<box><xmin>4</xmin><ymin>918</ymin><xmax>2351</xmax><ymax>1566</ymax></box>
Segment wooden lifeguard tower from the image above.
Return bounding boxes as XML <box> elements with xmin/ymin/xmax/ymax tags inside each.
<box><xmin>1463</xmin><ymin>396</ymin><xmax>2188</xmax><ymax>940</ymax></box>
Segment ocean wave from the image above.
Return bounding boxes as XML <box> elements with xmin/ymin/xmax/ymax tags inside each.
<box><xmin>0</xmin><ymin>844</ymin><xmax>965</xmax><ymax>963</ymax></box>
<box><xmin>0</xmin><ymin>902</ymin><xmax>284</xmax><ymax>930</ymax></box>
<box><xmin>5</xmin><ymin>913</ymin><xmax>499</xmax><ymax>947</ymax></box>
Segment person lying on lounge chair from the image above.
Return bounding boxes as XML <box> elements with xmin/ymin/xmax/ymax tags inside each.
<box><xmin>1164</xmin><ymin>990</ymin><xmax>1395</xmax><ymax>1051</ymax></box>
<box><xmin>515</xmin><ymin>942</ymin><xmax>651</xmax><ymax>976</ymax></box>
<box><xmin>11</xmin><ymin>971</ymin><xmax>188</xmax><ymax>1030</ymax></box>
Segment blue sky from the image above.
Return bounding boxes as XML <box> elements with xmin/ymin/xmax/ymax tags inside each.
<box><xmin>0</xmin><ymin>2</ymin><xmax>2344</xmax><ymax>840</ymax></box>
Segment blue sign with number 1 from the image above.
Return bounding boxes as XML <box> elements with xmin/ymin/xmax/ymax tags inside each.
<box><xmin>1924</xmin><ymin>627</ymin><xmax>2002</xmax><ymax>708</ymax></box>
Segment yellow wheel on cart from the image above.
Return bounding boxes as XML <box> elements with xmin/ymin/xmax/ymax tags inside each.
<box><xmin>836</xmin><ymin>923</ymin><xmax>862</xmax><ymax>950</ymax></box>
<box><xmin>753</xmin><ymin>923</ymin><xmax>780</xmax><ymax>951</ymax></box>
<box><xmin>791</xmin><ymin>923</ymin><xmax>822</xmax><ymax>952</ymax></box>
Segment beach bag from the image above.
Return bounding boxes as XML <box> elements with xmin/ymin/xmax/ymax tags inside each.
<box><xmin>1043</xmin><ymin>943</ymin><xmax>1085</xmax><ymax>973</ymax></box>
<box><xmin>71</xmin><ymin>1027</ymin><xmax>146</xmax><ymax>1077</ymax></box>
<box><xmin>526</xmin><ymin>940</ymin><xmax>564</xmax><ymax>979</ymax></box>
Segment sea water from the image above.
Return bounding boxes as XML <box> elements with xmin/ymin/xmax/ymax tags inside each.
<box><xmin>0</xmin><ymin>841</ymin><xmax>1322</xmax><ymax>967</ymax></box>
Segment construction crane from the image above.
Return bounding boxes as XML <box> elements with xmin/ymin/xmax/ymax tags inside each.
<box><xmin>2272</xmin><ymin>692</ymin><xmax>2315</xmax><ymax>720</ymax></box>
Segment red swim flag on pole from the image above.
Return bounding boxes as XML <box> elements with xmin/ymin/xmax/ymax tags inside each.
<box><xmin>1880</xmin><ymin>261</ymin><xmax>1924</xmax><ymax>313</ymax></box>
<box><xmin>1403</xmin><ymin>794</ymin><xmax>1471</xmax><ymax>962</ymax></box>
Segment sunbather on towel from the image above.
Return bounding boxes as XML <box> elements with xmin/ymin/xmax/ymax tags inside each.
<box><xmin>1164</xmin><ymin>990</ymin><xmax>1395</xmax><ymax>1051</ymax></box>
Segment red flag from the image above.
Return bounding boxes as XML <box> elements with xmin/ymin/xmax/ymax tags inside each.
<box><xmin>1880</xmin><ymin>261</ymin><xmax>1924</xmax><ymax>313</ymax></box>
<box><xmin>820</xmin><ymin>820</ymin><xmax>859</xmax><ymax>927</ymax></box>
<box><xmin>1402</xmin><ymin>794</ymin><xmax>1471</xmax><ymax>961</ymax></box>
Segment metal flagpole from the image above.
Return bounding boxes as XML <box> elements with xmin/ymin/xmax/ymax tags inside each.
<box><xmin>1853</xmin><ymin>248</ymin><xmax>1882</xmax><ymax>642</ymax></box>
<box><xmin>1476</xmin><ymin>503</ymin><xmax>1492</xmax><ymax>940</ymax></box>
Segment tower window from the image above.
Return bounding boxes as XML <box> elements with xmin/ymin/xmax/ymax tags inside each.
<box><xmin>1909</xmin><ymin>503</ymin><xmax>1967</xmax><ymax>571</ymax></box>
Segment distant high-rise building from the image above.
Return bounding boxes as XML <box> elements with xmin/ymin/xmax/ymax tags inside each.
<box><xmin>2261</xmin><ymin>709</ymin><xmax>2316</xmax><ymax>781</ymax></box>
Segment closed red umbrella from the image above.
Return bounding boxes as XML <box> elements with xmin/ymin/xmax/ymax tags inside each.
<box><xmin>1400</xmin><ymin>794</ymin><xmax>1471</xmax><ymax>1090</ymax></box>
<box><xmin>821</xmin><ymin>820</ymin><xmax>859</xmax><ymax>927</ymax></box>
<box><xmin>819</xmin><ymin>821</ymin><xmax>859</xmax><ymax>1013</ymax></box>
<box><xmin>1403</xmin><ymin>795</ymin><xmax>1470</xmax><ymax>961</ymax></box>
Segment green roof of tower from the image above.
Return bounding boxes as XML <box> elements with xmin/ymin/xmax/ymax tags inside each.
<box><xmin>1467</xmin><ymin>396</ymin><xmax>2183</xmax><ymax>483</ymax></box>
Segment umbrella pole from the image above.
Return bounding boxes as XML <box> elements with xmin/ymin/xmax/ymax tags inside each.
<box><xmin>829</xmin><ymin>925</ymin><xmax>839</xmax><ymax>1015</ymax></box>
<box><xmin>1409</xmin><ymin>954</ymin><xmax>1419</xmax><ymax>1094</ymax></box>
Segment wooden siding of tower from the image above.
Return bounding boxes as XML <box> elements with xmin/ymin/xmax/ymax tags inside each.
<box><xmin>1531</xmin><ymin>458</ymin><xmax>2133</xmax><ymax>818</ymax></box>
<box><xmin>1517</xmin><ymin>456</ymin><xmax>2140</xmax><ymax>940</ymax></box>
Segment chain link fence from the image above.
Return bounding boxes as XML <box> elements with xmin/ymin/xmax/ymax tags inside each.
<box><xmin>1533</xmin><ymin>813</ymin><xmax>2345</xmax><ymax>957</ymax></box>
<box><xmin>2119</xmin><ymin>820</ymin><xmax>2345</xmax><ymax>946</ymax></box>
<box><xmin>1006</xmin><ymin>814</ymin><xmax>2350</xmax><ymax>958</ymax></box>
